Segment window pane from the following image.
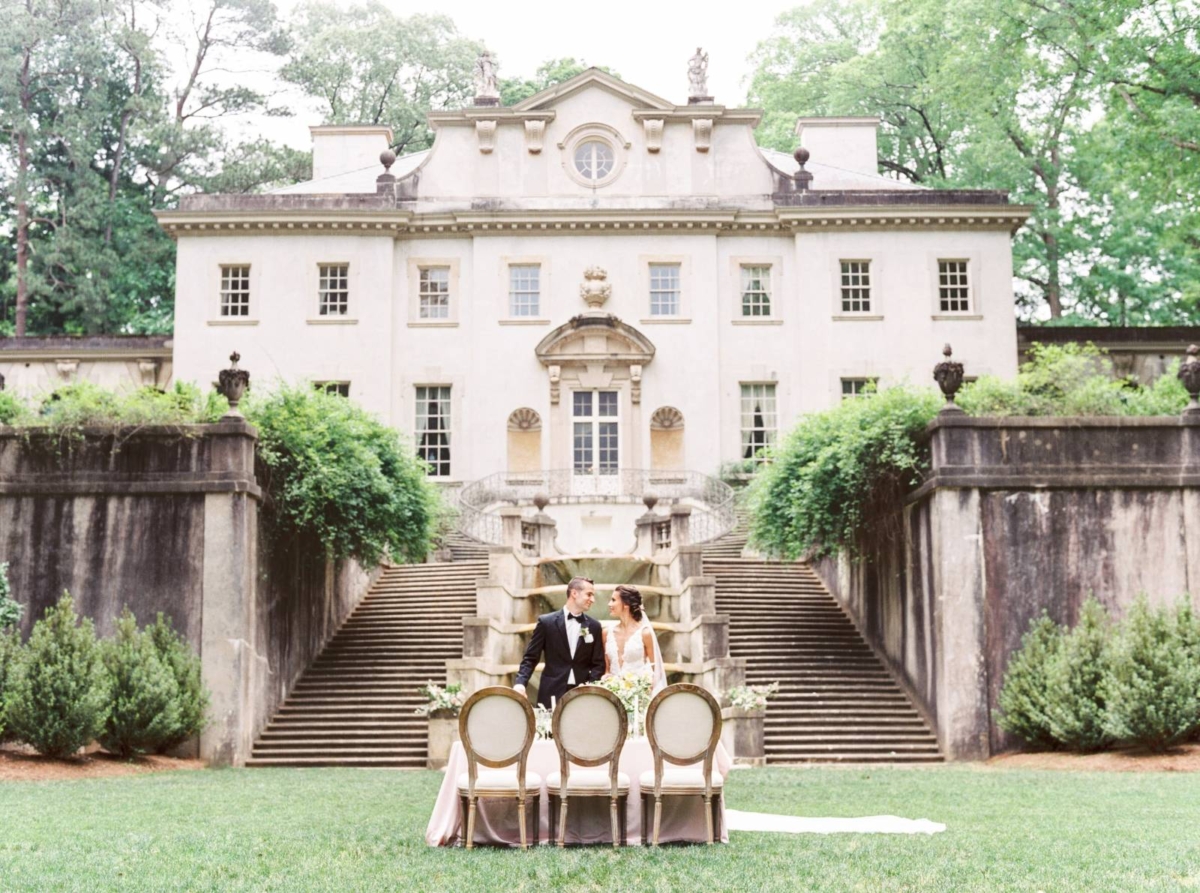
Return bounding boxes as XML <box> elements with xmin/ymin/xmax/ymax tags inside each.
<box><xmin>598</xmin><ymin>421</ymin><xmax>618</xmax><ymax>473</ymax></box>
<box><xmin>318</xmin><ymin>264</ymin><xmax>349</xmax><ymax>316</ymax></box>
<box><xmin>509</xmin><ymin>264</ymin><xmax>540</xmax><ymax>317</ymax></box>
<box><xmin>938</xmin><ymin>260</ymin><xmax>970</xmax><ymax>313</ymax></box>
<box><xmin>415</xmin><ymin>385</ymin><xmax>451</xmax><ymax>476</ymax></box>
<box><xmin>739</xmin><ymin>383</ymin><xmax>777</xmax><ymax>464</ymax></box>
<box><xmin>740</xmin><ymin>265</ymin><xmax>771</xmax><ymax>317</ymax></box>
<box><xmin>649</xmin><ymin>263</ymin><xmax>680</xmax><ymax>316</ymax></box>
<box><xmin>598</xmin><ymin>391</ymin><xmax>618</xmax><ymax>417</ymax></box>
<box><xmin>573</xmin><ymin>421</ymin><xmax>593</xmax><ymax>473</ymax></box>
<box><xmin>839</xmin><ymin>260</ymin><xmax>871</xmax><ymax>314</ymax></box>
<box><xmin>573</xmin><ymin>391</ymin><xmax>593</xmax><ymax>418</ymax></box>
<box><xmin>220</xmin><ymin>265</ymin><xmax>251</xmax><ymax>317</ymax></box>
<box><xmin>419</xmin><ymin>267</ymin><xmax>450</xmax><ymax>319</ymax></box>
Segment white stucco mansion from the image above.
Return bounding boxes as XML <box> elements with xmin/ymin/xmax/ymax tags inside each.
<box><xmin>152</xmin><ymin>68</ymin><xmax>1027</xmax><ymax>545</ymax></box>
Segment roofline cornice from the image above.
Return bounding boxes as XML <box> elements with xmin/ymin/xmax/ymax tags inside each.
<box><xmin>0</xmin><ymin>347</ymin><xmax>173</xmax><ymax>361</ymax></box>
<box><xmin>630</xmin><ymin>107</ymin><xmax>763</xmax><ymax>126</ymax></box>
<box><xmin>156</xmin><ymin>203</ymin><xmax>1032</xmax><ymax>238</ymax></box>
<box><xmin>427</xmin><ymin>109</ymin><xmax>556</xmax><ymax>126</ymax></box>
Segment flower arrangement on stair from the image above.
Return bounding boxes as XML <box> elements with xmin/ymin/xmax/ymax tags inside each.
<box><xmin>416</xmin><ymin>682</ymin><xmax>466</xmax><ymax>770</ymax></box>
<box><xmin>722</xmin><ymin>682</ymin><xmax>780</xmax><ymax>766</ymax></box>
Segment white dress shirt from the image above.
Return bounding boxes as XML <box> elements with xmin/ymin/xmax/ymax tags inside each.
<box><xmin>564</xmin><ymin>606</ymin><xmax>582</xmax><ymax>684</ymax></box>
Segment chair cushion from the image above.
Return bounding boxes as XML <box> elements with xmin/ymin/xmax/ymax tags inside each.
<box><xmin>546</xmin><ymin>768</ymin><xmax>631</xmax><ymax>794</ymax></box>
<box><xmin>457</xmin><ymin>770</ymin><xmax>542</xmax><ymax>794</ymax></box>
<box><xmin>638</xmin><ymin>768</ymin><xmax>724</xmax><ymax>792</ymax></box>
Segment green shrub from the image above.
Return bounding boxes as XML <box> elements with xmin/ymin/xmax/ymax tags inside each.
<box><xmin>34</xmin><ymin>381</ymin><xmax>226</xmax><ymax>431</ymax></box>
<box><xmin>747</xmin><ymin>384</ymin><xmax>940</xmax><ymax>558</ymax></box>
<box><xmin>146</xmin><ymin>613</ymin><xmax>209</xmax><ymax>752</ymax></box>
<box><xmin>1104</xmin><ymin>597</ymin><xmax>1200</xmax><ymax>751</ymax></box>
<box><xmin>247</xmin><ymin>383</ymin><xmax>443</xmax><ymax>565</ymax></box>
<box><xmin>0</xmin><ymin>561</ymin><xmax>21</xmax><ymax>632</ymax></box>
<box><xmin>5</xmin><ymin>593</ymin><xmax>108</xmax><ymax>758</ymax></box>
<box><xmin>957</xmin><ymin>343</ymin><xmax>1189</xmax><ymax>417</ymax></box>
<box><xmin>1044</xmin><ymin>599</ymin><xmax>1114</xmax><ymax>752</ymax></box>
<box><xmin>0</xmin><ymin>629</ymin><xmax>19</xmax><ymax>742</ymax></box>
<box><xmin>98</xmin><ymin>610</ymin><xmax>181</xmax><ymax>758</ymax></box>
<box><xmin>996</xmin><ymin>615</ymin><xmax>1064</xmax><ymax>749</ymax></box>
<box><xmin>0</xmin><ymin>391</ymin><xmax>31</xmax><ymax>425</ymax></box>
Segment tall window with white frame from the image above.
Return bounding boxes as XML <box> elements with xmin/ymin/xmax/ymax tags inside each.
<box><xmin>318</xmin><ymin>264</ymin><xmax>349</xmax><ymax>316</ymax></box>
<box><xmin>740</xmin><ymin>265</ymin><xmax>772</xmax><ymax>317</ymax></box>
<box><xmin>937</xmin><ymin>260</ymin><xmax>971</xmax><ymax>313</ymax></box>
<box><xmin>418</xmin><ymin>267</ymin><xmax>450</xmax><ymax>319</ymax></box>
<box><xmin>508</xmin><ymin>264</ymin><xmax>540</xmax><ymax>317</ymax></box>
<box><xmin>573</xmin><ymin>390</ymin><xmax>619</xmax><ymax>476</ymax></box>
<box><xmin>649</xmin><ymin>263</ymin><xmax>680</xmax><ymax>316</ymax></box>
<box><xmin>840</xmin><ymin>261</ymin><xmax>871</xmax><ymax>313</ymax></box>
<box><xmin>220</xmin><ymin>265</ymin><xmax>250</xmax><ymax>317</ymax></box>
<box><xmin>740</xmin><ymin>383</ymin><xmax>777</xmax><ymax>464</ymax></box>
<box><xmin>415</xmin><ymin>386</ymin><xmax>451</xmax><ymax>477</ymax></box>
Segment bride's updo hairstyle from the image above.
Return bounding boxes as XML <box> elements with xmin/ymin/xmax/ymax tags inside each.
<box><xmin>614</xmin><ymin>585</ymin><xmax>644</xmax><ymax>622</ymax></box>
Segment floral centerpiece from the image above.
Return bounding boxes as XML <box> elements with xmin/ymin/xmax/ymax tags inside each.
<box><xmin>414</xmin><ymin>681</ymin><xmax>466</xmax><ymax>718</ymax></box>
<box><xmin>533</xmin><ymin>704</ymin><xmax>553</xmax><ymax>740</ymax></box>
<box><xmin>725</xmin><ymin>682</ymin><xmax>780</xmax><ymax>711</ymax></box>
<box><xmin>589</xmin><ymin>668</ymin><xmax>655</xmax><ymax>737</ymax></box>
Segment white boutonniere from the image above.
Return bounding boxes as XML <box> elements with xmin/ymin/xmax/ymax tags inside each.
<box><xmin>579</xmin><ymin>625</ymin><xmax>594</xmax><ymax>644</ymax></box>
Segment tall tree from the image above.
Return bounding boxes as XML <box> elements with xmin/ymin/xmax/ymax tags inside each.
<box><xmin>498</xmin><ymin>58</ymin><xmax>621</xmax><ymax>106</ymax></box>
<box><xmin>281</xmin><ymin>2</ymin><xmax>481</xmax><ymax>154</ymax></box>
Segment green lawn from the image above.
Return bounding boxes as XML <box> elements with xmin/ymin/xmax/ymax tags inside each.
<box><xmin>0</xmin><ymin>765</ymin><xmax>1197</xmax><ymax>892</ymax></box>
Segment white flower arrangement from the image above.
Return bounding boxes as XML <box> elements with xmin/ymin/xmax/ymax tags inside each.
<box><xmin>414</xmin><ymin>681</ymin><xmax>467</xmax><ymax>717</ymax></box>
<box><xmin>534</xmin><ymin>704</ymin><xmax>554</xmax><ymax>740</ymax></box>
<box><xmin>589</xmin><ymin>668</ymin><xmax>655</xmax><ymax>736</ymax></box>
<box><xmin>725</xmin><ymin>682</ymin><xmax>780</xmax><ymax>712</ymax></box>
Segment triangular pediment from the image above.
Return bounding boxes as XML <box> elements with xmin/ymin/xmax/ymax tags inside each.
<box><xmin>535</xmin><ymin>314</ymin><xmax>656</xmax><ymax>366</ymax></box>
<box><xmin>511</xmin><ymin>68</ymin><xmax>676</xmax><ymax>113</ymax></box>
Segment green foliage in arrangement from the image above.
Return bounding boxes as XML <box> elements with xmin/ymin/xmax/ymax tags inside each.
<box><xmin>98</xmin><ymin>610</ymin><xmax>181</xmax><ymax>758</ymax></box>
<box><xmin>957</xmin><ymin>344</ymin><xmax>1189</xmax><ymax>418</ymax></box>
<box><xmin>1044</xmin><ymin>600</ymin><xmax>1114</xmax><ymax>752</ymax></box>
<box><xmin>1104</xmin><ymin>597</ymin><xmax>1200</xmax><ymax>752</ymax></box>
<box><xmin>146</xmin><ymin>613</ymin><xmax>209</xmax><ymax>753</ymax></box>
<box><xmin>247</xmin><ymin>383</ymin><xmax>443</xmax><ymax>566</ymax></box>
<box><xmin>996</xmin><ymin>615</ymin><xmax>1064</xmax><ymax>750</ymax></box>
<box><xmin>747</xmin><ymin>384</ymin><xmax>940</xmax><ymax>559</ymax></box>
<box><xmin>5</xmin><ymin>594</ymin><xmax>108</xmax><ymax>758</ymax></box>
<box><xmin>999</xmin><ymin>597</ymin><xmax>1200</xmax><ymax>753</ymax></box>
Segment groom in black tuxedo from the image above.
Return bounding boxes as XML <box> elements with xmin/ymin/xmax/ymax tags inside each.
<box><xmin>514</xmin><ymin>576</ymin><xmax>605</xmax><ymax>709</ymax></box>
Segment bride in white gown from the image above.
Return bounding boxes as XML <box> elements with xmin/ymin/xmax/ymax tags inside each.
<box><xmin>602</xmin><ymin>585</ymin><xmax>667</xmax><ymax>694</ymax></box>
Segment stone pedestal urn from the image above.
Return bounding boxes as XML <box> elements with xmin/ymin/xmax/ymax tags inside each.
<box><xmin>427</xmin><ymin>714</ymin><xmax>461</xmax><ymax>770</ymax></box>
<box><xmin>721</xmin><ymin>707</ymin><xmax>765</xmax><ymax>767</ymax></box>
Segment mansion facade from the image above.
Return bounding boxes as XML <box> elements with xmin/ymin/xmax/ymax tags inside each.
<box><xmin>153</xmin><ymin>69</ymin><xmax>1027</xmax><ymax>492</ymax></box>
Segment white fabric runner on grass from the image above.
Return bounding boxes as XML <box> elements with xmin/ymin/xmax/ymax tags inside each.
<box><xmin>726</xmin><ymin>809</ymin><xmax>946</xmax><ymax>835</ymax></box>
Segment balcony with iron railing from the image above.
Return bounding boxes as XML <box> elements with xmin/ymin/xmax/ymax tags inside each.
<box><xmin>454</xmin><ymin>468</ymin><xmax>736</xmax><ymax>550</ymax></box>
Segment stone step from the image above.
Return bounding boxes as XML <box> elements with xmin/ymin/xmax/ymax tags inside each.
<box><xmin>245</xmin><ymin>756</ymin><xmax>426</xmax><ymax>768</ymax></box>
<box><xmin>766</xmin><ymin>753</ymin><xmax>943</xmax><ymax>764</ymax></box>
<box><xmin>253</xmin><ymin>737</ymin><xmax>426</xmax><ymax>749</ymax></box>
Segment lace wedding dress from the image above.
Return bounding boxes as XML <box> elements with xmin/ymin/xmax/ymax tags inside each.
<box><xmin>605</xmin><ymin>619</ymin><xmax>667</xmax><ymax>694</ymax></box>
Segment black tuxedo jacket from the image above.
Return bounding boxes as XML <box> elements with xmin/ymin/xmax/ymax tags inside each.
<box><xmin>515</xmin><ymin>610</ymin><xmax>605</xmax><ymax>709</ymax></box>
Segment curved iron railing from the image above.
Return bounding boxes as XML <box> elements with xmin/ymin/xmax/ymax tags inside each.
<box><xmin>455</xmin><ymin>469</ymin><xmax>736</xmax><ymax>547</ymax></box>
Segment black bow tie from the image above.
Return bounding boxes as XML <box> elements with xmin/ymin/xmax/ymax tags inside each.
<box><xmin>567</xmin><ymin>613</ymin><xmax>584</xmax><ymax>622</ymax></box>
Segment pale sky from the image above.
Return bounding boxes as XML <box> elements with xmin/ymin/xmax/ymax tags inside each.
<box><xmin>252</xmin><ymin>0</ymin><xmax>801</xmax><ymax>148</ymax></box>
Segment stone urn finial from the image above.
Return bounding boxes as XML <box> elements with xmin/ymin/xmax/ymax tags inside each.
<box><xmin>579</xmin><ymin>266</ymin><xmax>612</xmax><ymax>312</ymax></box>
<box><xmin>933</xmin><ymin>343</ymin><xmax>965</xmax><ymax>413</ymax></box>
<box><xmin>793</xmin><ymin>146</ymin><xmax>814</xmax><ymax>191</ymax></box>
<box><xmin>533</xmin><ymin>493</ymin><xmax>550</xmax><ymax>512</ymax></box>
<box><xmin>1180</xmin><ymin>344</ymin><xmax>1200</xmax><ymax>415</ymax></box>
<box><xmin>218</xmin><ymin>351</ymin><xmax>250</xmax><ymax>417</ymax></box>
<box><xmin>643</xmin><ymin>493</ymin><xmax>659</xmax><ymax>512</ymax></box>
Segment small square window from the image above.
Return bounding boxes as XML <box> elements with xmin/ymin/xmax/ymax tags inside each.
<box><xmin>419</xmin><ymin>267</ymin><xmax>451</xmax><ymax>319</ymax></box>
<box><xmin>314</xmin><ymin>381</ymin><xmax>350</xmax><ymax>398</ymax></box>
<box><xmin>938</xmin><ymin>260</ymin><xmax>971</xmax><ymax>313</ymax></box>
<box><xmin>416</xmin><ymin>385</ymin><xmax>452</xmax><ymax>477</ymax></box>
<box><xmin>509</xmin><ymin>264</ymin><xmax>540</xmax><ymax>317</ymax></box>
<box><xmin>840</xmin><ymin>261</ymin><xmax>871</xmax><ymax>313</ymax></box>
<box><xmin>841</xmin><ymin>378</ymin><xmax>878</xmax><ymax>399</ymax></box>
<box><xmin>741</xmin><ymin>265</ymin><xmax>772</xmax><ymax>317</ymax></box>
<box><xmin>220</xmin><ymin>265</ymin><xmax>251</xmax><ymax>317</ymax></box>
<box><xmin>649</xmin><ymin>263</ymin><xmax>680</xmax><ymax>316</ymax></box>
<box><xmin>318</xmin><ymin>264</ymin><xmax>349</xmax><ymax>316</ymax></box>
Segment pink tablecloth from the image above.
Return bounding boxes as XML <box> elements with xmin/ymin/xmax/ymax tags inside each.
<box><xmin>425</xmin><ymin>739</ymin><xmax>731</xmax><ymax>846</ymax></box>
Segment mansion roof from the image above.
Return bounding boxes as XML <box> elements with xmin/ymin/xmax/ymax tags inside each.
<box><xmin>159</xmin><ymin>69</ymin><xmax>1028</xmax><ymax>234</ymax></box>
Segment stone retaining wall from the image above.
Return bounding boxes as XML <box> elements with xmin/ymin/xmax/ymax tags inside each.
<box><xmin>813</xmin><ymin>414</ymin><xmax>1200</xmax><ymax>759</ymax></box>
<box><xmin>0</xmin><ymin>423</ymin><xmax>371</xmax><ymax>765</ymax></box>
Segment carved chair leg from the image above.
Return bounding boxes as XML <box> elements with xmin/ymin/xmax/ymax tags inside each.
<box><xmin>611</xmin><ymin>796</ymin><xmax>619</xmax><ymax>849</ymax></box>
<box><xmin>519</xmin><ymin>794</ymin><xmax>528</xmax><ymax>850</ymax></box>
<box><xmin>652</xmin><ymin>796</ymin><xmax>662</xmax><ymax>847</ymax></box>
<box><xmin>620</xmin><ymin>797</ymin><xmax>627</xmax><ymax>847</ymax></box>
<box><xmin>558</xmin><ymin>795</ymin><xmax>569</xmax><ymax>848</ymax></box>
<box><xmin>704</xmin><ymin>794</ymin><xmax>713</xmax><ymax>845</ymax></box>
<box><xmin>466</xmin><ymin>796</ymin><xmax>477</xmax><ymax>851</ymax></box>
